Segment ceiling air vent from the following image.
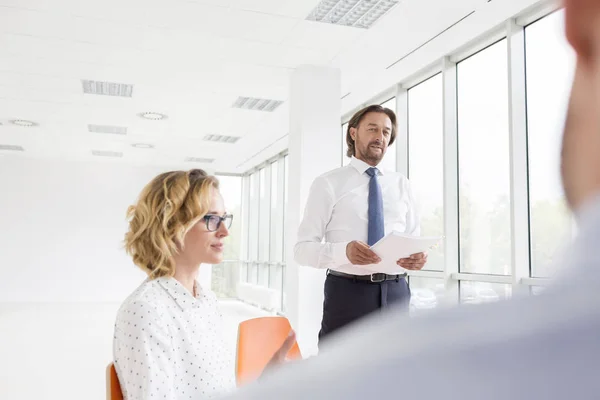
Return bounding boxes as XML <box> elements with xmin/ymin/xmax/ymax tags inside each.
<box><xmin>92</xmin><ymin>150</ymin><xmax>123</xmax><ymax>158</ymax></box>
<box><xmin>232</xmin><ymin>97</ymin><xmax>283</xmax><ymax>112</ymax></box>
<box><xmin>88</xmin><ymin>124</ymin><xmax>128</xmax><ymax>135</ymax></box>
<box><xmin>203</xmin><ymin>134</ymin><xmax>240</xmax><ymax>144</ymax></box>
<box><xmin>0</xmin><ymin>144</ymin><xmax>24</xmax><ymax>151</ymax></box>
<box><xmin>82</xmin><ymin>80</ymin><xmax>133</xmax><ymax>97</ymax></box>
<box><xmin>185</xmin><ymin>157</ymin><xmax>214</xmax><ymax>163</ymax></box>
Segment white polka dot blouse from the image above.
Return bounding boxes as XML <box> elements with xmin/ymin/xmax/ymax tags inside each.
<box><xmin>113</xmin><ymin>277</ymin><xmax>236</xmax><ymax>399</ymax></box>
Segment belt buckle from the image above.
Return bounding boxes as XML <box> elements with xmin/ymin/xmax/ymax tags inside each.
<box><xmin>370</xmin><ymin>273</ymin><xmax>385</xmax><ymax>283</ymax></box>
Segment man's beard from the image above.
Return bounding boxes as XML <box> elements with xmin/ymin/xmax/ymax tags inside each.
<box><xmin>359</xmin><ymin>144</ymin><xmax>384</xmax><ymax>164</ymax></box>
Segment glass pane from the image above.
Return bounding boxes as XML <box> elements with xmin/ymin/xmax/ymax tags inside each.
<box><xmin>525</xmin><ymin>10</ymin><xmax>576</xmax><ymax>278</ymax></box>
<box><xmin>409</xmin><ymin>277</ymin><xmax>445</xmax><ymax>316</ymax></box>
<box><xmin>282</xmin><ymin>155</ymin><xmax>289</xmax><ymax>312</ymax></box>
<box><xmin>248</xmin><ymin>173</ymin><xmax>259</xmax><ymax>284</ymax></box>
<box><xmin>379</xmin><ymin>97</ymin><xmax>397</xmax><ymax>172</ymax></box>
<box><xmin>408</xmin><ymin>74</ymin><xmax>444</xmax><ymax>271</ymax></box>
<box><xmin>457</xmin><ymin>40</ymin><xmax>511</xmax><ymax>276</ymax></box>
<box><xmin>258</xmin><ymin>167</ymin><xmax>270</xmax><ymax>287</ymax></box>
<box><xmin>211</xmin><ymin>175</ymin><xmax>243</xmax><ymax>297</ymax></box>
<box><xmin>283</xmin><ymin>156</ymin><xmax>289</xmax><ymax>260</ymax></box>
<box><xmin>269</xmin><ymin>162</ymin><xmax>283</xmax><ymax>263</ymax></box>
<box><xmin>460</xmin><ymin>281</ymin><xmax>511</xmax><ymax>304</ymax></box>
<box><xmin>342</xmin><ymin>123</ymin><xmax>350</xmax><ymax>166</ymax></box>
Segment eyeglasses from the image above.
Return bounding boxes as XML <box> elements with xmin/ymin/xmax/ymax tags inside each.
<box><xmin>203</xmin><ymin>213</ymin><xmax>233</xmax><ymax>232</ymax></box>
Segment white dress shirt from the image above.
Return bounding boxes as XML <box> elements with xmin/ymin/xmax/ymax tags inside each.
<box><xmin>294</xmin><ymin>157</ymin><xmax>420</xmax><ymax>275</ymax></box>
<box><xmin>113</xmin><ymin>277</ymin><xmax>236</xmax><ymax>400</ymax></box>
<box><xmin>225</xmin><ymin>195</ymin><xmax>600</xmax><ymax>400</ymax></box>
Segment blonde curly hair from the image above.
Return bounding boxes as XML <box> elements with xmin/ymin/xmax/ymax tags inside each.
<box><xmin>124</xmin><ymin>169</ymin><xmax>219</xmax><ymax>278</ymax></box>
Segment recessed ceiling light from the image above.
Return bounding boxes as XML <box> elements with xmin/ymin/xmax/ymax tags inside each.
<box><xmin>138</xmin><ymin>112</ymin><xmax>168</xmax><ymax>120</ymax></box>
<box><xmin>131</xmin><ymin>143</ymin><xmax>154</xmax><ymax>149</ymax></box>
<box><xmin>0</xmin><ymin>144</ymin><xmax>24</xmax><ymax>151</ymax></box>
<box><xmin>10</xmin><ymin>119</ymin><xmax>38</xmax><ymax>127</ymax></box>
<box><xmin>306</xmin><ymin>0</ymin><xmax>399</xmax><ymax>29</ymax></box>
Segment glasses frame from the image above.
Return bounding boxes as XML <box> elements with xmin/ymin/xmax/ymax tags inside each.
<box><xmin>203</xmin><ymin>213</ymin><xmax>233</xmax><ymax>232</ymax></box>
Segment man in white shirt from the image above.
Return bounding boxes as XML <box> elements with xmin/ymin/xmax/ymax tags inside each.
<box><xmin>294</xmin><ymin>105</ymin><xmax>427</xmax><ymax>343</ymax></box>
<box><xmin>224</xmin><ymin>1</ymin><xmax>600</xmax><ymax>398</ymax></box>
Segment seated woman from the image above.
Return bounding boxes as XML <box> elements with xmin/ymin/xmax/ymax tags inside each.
<box><xmin>113</xmin><ymin>169</ymin><xmax>293</xmax><ymax>399</ymax></box>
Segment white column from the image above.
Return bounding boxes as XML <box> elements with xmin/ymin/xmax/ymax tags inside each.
<box><xmin>285</xmin><ymin>65</ymin><xmax>341</xmax><ymax>356</ymax></box>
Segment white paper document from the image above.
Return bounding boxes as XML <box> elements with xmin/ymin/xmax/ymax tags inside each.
<box><xmin>361</xmin><ymin>231</ymin><xmax>443</xmax><ymax>275</ymax></box>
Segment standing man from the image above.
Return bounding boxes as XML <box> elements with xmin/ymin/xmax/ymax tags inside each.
<box><xmin>294</xmin><ymin>104</ymin><xmax>427</xmax><ymax>342</ymax></box>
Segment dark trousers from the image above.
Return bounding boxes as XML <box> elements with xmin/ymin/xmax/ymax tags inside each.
<box><xmin>318</xmin><ymin>273</ymin><xmax>411</xmax><ymax>344</ymax></box>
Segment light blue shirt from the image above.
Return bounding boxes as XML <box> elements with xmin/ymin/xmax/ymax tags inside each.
<box><xmin>227</xmin><ymin>195</ymin><xmax>600</xmax><ymax>399</ymax></box>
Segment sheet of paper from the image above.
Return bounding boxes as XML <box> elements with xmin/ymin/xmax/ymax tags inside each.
<box><xmin>360</xmin><ymin>232</ymin><xmax>443</xmax><ymax>275</ymax></box>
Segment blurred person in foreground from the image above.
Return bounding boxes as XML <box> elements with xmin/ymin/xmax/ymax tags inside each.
<box><xmin>224</xmin><ymin>1</ymin><xmax>600</xmax><ymax>398</ymax></box>
<box><xmin>113</xmin><ymin>169</ymin><xmax>295</xmax><ymax>400</ymax></box>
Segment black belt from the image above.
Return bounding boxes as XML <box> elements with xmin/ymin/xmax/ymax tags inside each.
<box><xmin>327</xmin><ymin>269</ymin><xmax>407</xmax><ymax>283</ymax></box>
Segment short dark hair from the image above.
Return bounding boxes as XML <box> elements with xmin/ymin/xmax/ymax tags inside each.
<box><xmin>345</xmin><ymin>104</ymin><xmax>397</xmax><ymax>158</ymax></box>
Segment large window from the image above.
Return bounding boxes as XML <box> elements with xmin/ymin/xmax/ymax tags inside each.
<box><xmin>457</xmin><ymin>39</ymin><xmax>512</xmax><ymax>277</ymax></box>
<box><xmin>525</xmin><ymin>10</ymin><xmax>575</xmax><ymax>278</ymax></box>
<box><xmin>408</xmin><ymin>74</ymin><xmax>444</xmax><ymax>271</ymax></box>
<box><xmin>236</xmin><ymin>155</ymin><xmax>289</xmax><ymax>312</ymax></box>
<box><xmin>247</xmin><ymin>172</ymin><xmax>259</xmax><ymax>284</ymax></box>
<box><xmin>269</xmin><ymin>159</ymin><xmax>285</xmax><ymax>310</ymax></box>
<box><xmin>258</xmin><ymin>168</ymin><xmax>270</xmax><ymax>287</ymax></box>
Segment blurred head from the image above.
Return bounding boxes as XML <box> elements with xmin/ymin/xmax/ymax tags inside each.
<box><xmin>561</xmin><ymin>0</ymin><xmax>600</xmax><ymax>211</ymax></box>
<box><xmin>124</xmin><ymin>169</ymin><xmax>232</xmax><ymax>279</ymax></box>
<box><xmin>346</xmin><ymin>105</ymin><xmax>397</xmax><ymax>166</ymax></box>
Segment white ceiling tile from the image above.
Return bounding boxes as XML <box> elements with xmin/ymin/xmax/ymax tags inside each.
<box><xmin>228</xmin><ymin>0</ymin><xmax>320</xmax><ymax>19</ymax></box>
<box><xmin>283</xmin><ymin>20</ymin><xmax>365</xmax><ymax>50</ymax></box>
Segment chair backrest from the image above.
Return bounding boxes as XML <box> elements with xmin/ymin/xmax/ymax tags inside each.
<box><xmin>106</xmin><ymin>363</ymin><xmax>124</xmax><ymax>400</ymax></box>
<box><xmin>236</xmin><ymin>316</ymin><xmax>301</xmax><ymax>386</ymax></box>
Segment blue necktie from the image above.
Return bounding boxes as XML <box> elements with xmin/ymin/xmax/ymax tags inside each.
<box><xmin>366</xmin><ymin>167</ymin><xmax>384</xmax><ymax>246</ymax></box>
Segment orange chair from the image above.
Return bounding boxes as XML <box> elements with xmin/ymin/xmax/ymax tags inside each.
<box><xmin>236</xmin><ymin>316</ymin><xmax>302</xmax><ymax>386</ymax></box>
<box><xmin>106</xmin><ymin>363</ymin><xmax>124</xmax><ymax>400</ymax></box>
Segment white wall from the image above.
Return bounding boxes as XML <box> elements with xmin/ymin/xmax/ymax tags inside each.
<box><xmin>0</xmin><ymin>157</ymin><xmax>228</xmax><ymax>399</ymax></box>
<box><xmin>0</xmin><ymin>156</ymin><xmax>170</xmax><ymax>302</ymax></box>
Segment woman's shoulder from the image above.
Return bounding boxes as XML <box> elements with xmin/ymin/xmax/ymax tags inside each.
<box><xmin>115</xmin><ymin>279</ymin><xmax>168</xmax><ymax>320</ymax></box>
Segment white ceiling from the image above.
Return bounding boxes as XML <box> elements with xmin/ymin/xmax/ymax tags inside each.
<box><xmin>0</xmin><ymin>0</ymin><xmax>547</xmax><ymax>173</ymax></box>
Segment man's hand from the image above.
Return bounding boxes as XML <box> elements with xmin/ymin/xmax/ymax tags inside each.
<box><xmin>346</xmin><ymin>241</ymin><xmax>381</xmax><ymax>265</ymax></box>
<box><xmin>397</xmin><ymin>252</ymin><xmax>427</xmax><ymax>271</ymax></box>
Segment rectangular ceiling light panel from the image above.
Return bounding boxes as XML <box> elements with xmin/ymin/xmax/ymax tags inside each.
<box><xmin>306</xmin><ymin>0</ymin><xmax>399</xmax><ymax>29</ymax></box>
